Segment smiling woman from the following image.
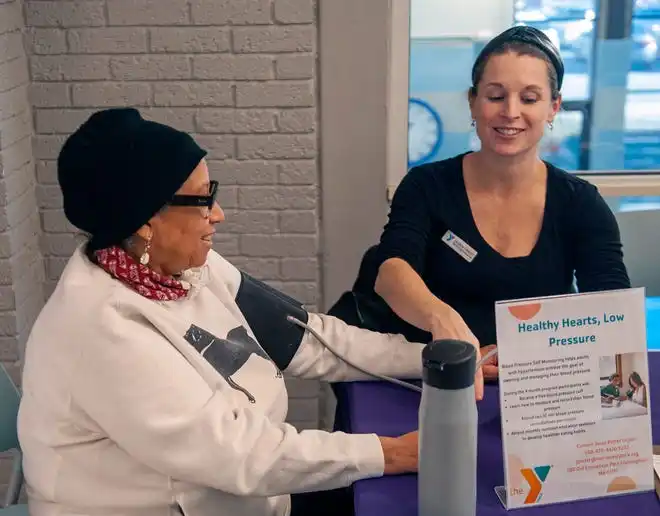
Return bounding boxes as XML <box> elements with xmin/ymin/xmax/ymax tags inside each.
<box><xmin>468</xmin><ymin>35</ymin><xmax>562</xmax><ymax>158</ymax></box>
<box><xmin>341</xmin><ymin>25</ymin><xmax>631</xmax><ymax>383</ymax></box>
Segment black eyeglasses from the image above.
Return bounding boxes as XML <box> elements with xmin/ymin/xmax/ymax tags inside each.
<box><xmin>168</xmin><ymin>180</ymin><xmax>218</xmax><ymax>217</ymax></box>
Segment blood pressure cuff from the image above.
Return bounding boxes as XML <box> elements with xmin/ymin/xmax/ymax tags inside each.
<box><xmin>235</xmin><ymin>270</ymin><xmax>309</xmax><ymax>371</ymax></box>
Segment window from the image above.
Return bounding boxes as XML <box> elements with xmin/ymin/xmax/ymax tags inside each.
<box><xmin>514</xmin><ymin>0</ymin><xmax>596</xmax><ymax>103</ymax></box>
<box><xmin>599</xmin><ymin>355</ymin><xmax>621</xmax><ymax>387</ymax></box>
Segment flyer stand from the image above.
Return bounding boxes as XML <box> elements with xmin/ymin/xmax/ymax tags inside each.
<box><xmin>492</xmin><ymin>287</ymin><xmax>654</xmax><ymax>510</ymax></box>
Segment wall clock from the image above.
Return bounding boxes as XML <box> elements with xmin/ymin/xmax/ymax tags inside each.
<box><xmin>408</xmin><ymin>97</ymin><xmax>443</xmax><ymax>167</ymax></box>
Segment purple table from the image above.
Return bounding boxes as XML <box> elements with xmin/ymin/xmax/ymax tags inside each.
<box><xmin>334</xmin><ymin>351</ymin><xmax>660</xmax><ymax>516</ymax></box>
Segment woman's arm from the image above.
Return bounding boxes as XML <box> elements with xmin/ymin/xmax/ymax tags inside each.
<box><xmin>72</xmin><ymin>302</ymin><xmax>416</xmax><ymax>498</ymax></box>
<box><xmin>284</xmin><ymin>312</ymin><xmax>424</xmax><ymax>382</ymax></box>
<box><xmin>373</xmin><ymin>166</ymin><xmax>480</xmax><ymax>347</ymax></box>
<box><xmin>285</xmin><ymin>313</ymin><xmax>485</xmax><ymax>401</ymax></box>
<box><xmin>375</xmin><ymin>258</ymin><xmax>478</xmax><ymax>345</ymax></box>
<box><xmin>571</xmin><ymin>182</ymin><xmax>631</xmax><ymax>292</ymax></box>
<box><xmin>376</xmin><ymin>257</ymin><xmax>445</xmax><ymax>332</ymax></box>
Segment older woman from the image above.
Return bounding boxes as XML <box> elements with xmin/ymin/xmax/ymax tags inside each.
<box><xmin>17</xmin><ymin>108</ymin><xmax>444</xmax><ymax>516</ymax></box>
<box><xmin>347</xmin><ymin>26</ymin><xmax>630</xmax><ymax>379</ymax></box>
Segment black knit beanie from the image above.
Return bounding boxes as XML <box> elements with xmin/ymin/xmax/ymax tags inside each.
<box><xmin>57</xmin><ymin>108</ymin><xmax>207</xmax><ymax>252</ymax></box>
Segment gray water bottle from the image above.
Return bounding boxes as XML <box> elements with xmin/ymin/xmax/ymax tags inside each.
<box><xmin>418</xmin><ymin>339</ymin><xmax>477</xmax><ymax>516</ymax></box>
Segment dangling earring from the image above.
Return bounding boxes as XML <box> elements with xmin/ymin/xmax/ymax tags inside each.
<box><xmin>140</xmin><ymin>236</ymin><xmax>152</xmax><ymax>266</ymax></box>
<box><xmin>548</xmin><ymin>121</ymin><xmax>554</xmax><ymax>130</ymax></box>
<box><xmin>471</xmin><ymin>119</ymin><xmax>476</xmax><ymax>127</ymax></box>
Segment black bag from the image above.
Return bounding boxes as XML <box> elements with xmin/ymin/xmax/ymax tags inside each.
<box><xmin>326</xmin><ymin>245</ymin><xmax>430</xmax><ymax>343</ymax></box>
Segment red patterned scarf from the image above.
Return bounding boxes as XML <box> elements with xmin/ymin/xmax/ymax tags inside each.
<box><xmin>94</xmin><ymin>246</ymin><xmax>189</xmax><ymax>301</ymax></box>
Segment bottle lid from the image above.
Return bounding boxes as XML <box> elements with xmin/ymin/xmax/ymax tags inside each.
<box><xmin>422</xmin><ymin>339</ymin><xmax>476</xmax><ymax>390</ymax></box>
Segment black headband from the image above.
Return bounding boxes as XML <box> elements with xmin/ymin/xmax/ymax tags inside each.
<box><xmin>472</xmin><ymin>25</ymin><xmax>565</xmax><ymax>91</ymax></box>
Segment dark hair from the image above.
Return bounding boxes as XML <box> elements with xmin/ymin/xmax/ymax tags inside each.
<box><xmin>629</xmin><ymin>371</ymin><xmax>644</xmax><ymax>388</ymax></box>
<box><xmin>470</xmin><ymin>26</ymin><xmax>563</xmax><ymax>101</ymax></box>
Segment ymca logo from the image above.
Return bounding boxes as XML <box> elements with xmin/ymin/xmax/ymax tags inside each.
<box><xmin>520</xmin><ymin>465</ymin><xmax>552</xmax><ymax>504</ymax></box>
<box><xmin>442</xmin><ymin>231</ymin><xmax>455</xmax><ymax>242</ymax></box>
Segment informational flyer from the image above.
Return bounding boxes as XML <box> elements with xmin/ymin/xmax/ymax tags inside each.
<box><xmin>494</xmin><ymin>287</ymin><xmax>654</xmax><ymax>509</ymax></box>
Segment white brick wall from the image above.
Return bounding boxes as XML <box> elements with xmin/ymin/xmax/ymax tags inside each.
<box><xmin>0</xmin><ymin>0</ymin><xmax>43</xmax><ymax>499</ymax></box>
<box><xmin>0</xmin><ymin>0</ymin><xmax>42</xmax><ymax>382</ymax></box>
<box><xmin>0</xmin><ymin>0</ymin><xmax>323</xmax><ymax>436</ymax></box>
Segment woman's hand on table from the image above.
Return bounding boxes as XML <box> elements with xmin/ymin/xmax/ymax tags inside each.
<box><xmin>428</xmin><ymin>303</ymin><xmax>484</xmax><ymax>401</ymax></box>
<box><xmin>379</xmin><ymin>431</ymin><xmax>419</xmax><ymax>475</ymax></box>
<box><xmin>480</xmin><ymin>344</ymin><xmax>498</xmax><ymax>381</ymax></box>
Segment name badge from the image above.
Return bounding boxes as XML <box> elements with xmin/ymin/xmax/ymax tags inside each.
<box><xmin>442</xmin><ymin>230</ymin><xmax>477</xmax><ymax>263</ymax></box>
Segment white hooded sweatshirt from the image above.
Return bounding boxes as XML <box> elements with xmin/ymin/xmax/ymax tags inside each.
<box><xmin>18</xmin><ymin>248</ymin><xmax>425</xmax><ymax>516</ymax></box>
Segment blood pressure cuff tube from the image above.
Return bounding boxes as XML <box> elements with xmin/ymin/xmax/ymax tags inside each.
<box><xmin>235</xmin><ymin>270</ymin><xmax>309</xmax><ymax>371</ymax></box>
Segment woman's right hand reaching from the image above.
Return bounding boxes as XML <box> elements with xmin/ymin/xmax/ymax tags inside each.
<box><xmin>428</xmin><ymin>302</ymin><xmax>484</xmax><ymax>401</ymax></box>
<box><xmin>373</xmin><ymin>258</ymin><xmax>485</xmax><ymax>401</ymax></box>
